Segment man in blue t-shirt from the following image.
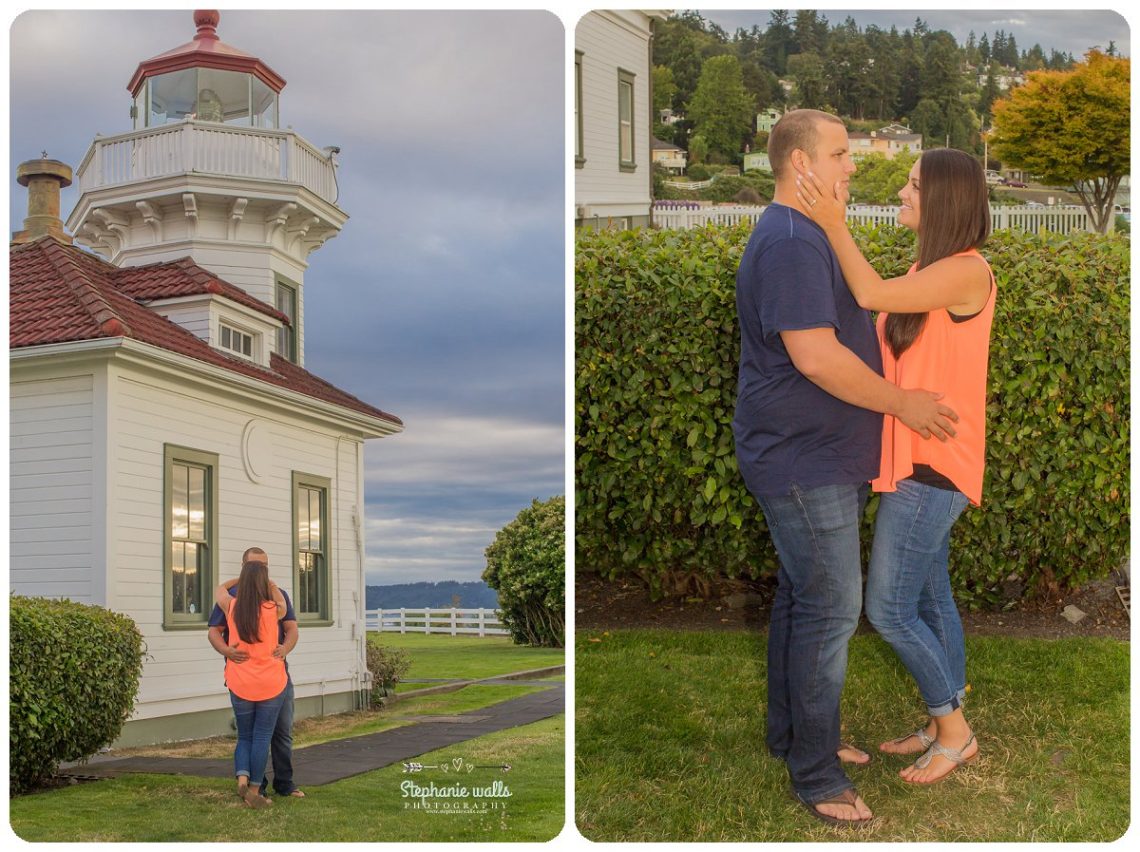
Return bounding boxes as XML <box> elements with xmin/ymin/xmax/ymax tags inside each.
<box><xmin>208</xmin><ymin>546</ymin><xmax>304</xmax><ymax>799</ymax></box>
<box><xmin>733</xmin><ymin>110</ymin><xmax>957</xmax><ymax>827</ymax></box>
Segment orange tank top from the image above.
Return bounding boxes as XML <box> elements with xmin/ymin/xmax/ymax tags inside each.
<box><xmin>873</xmin><ymin>249</ymin><xmax>996</xmax><ymax>505</ymax></box>
<box><xmin>224</xmin><ymin>597</ymin><xmax>287</xmax><ymax>701</ymax></box>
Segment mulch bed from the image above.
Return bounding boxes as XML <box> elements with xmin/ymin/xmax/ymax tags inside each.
<box><xmin>575</xmin><ymin>571</ymin><xmax>1130</xmax><ymax>641</ymax></box>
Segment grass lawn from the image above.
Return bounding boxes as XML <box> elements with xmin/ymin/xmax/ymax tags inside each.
<box><xmin>576</xmin><ymin>629</ymin><xmax>1128</xmax><ymax>842</ymax></box>
<box><xmin>11</xmin><ymin>716</ymin><xmax>564</xmax><ymax>842</ymax></box>
<box><xmin>373</xmin><ymin>632</ymin><xmax>565</xmax><ymax>683</ymax></box>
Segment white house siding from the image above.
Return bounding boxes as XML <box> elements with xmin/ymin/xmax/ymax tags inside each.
<box><xmin>10</xmin><ymin>373</ymin><xmax>99</xmax><ymax>602</ymax></box>
<box><xmin>108</xmin><ymin>361</ymin><xmax>367</xmax><ymax>725</ymax></box>
<box><xmin>575</xmin><ymin>10</ymin><xmax>656</xmax><ymax>228</ymax></box>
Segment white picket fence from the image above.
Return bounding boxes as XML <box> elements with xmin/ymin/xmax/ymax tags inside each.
<box><xmin>651</xmin><ymin>203</ymin><xmax>1103</xmax><ymax>235</ymax></box>
<box><xmin>365</xmin><ymin>607</ymin><xmax>508</xmax><ymax>637</ymax></box>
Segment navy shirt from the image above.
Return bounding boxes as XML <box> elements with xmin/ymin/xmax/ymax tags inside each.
<box><xmin>209</xmin><ymin>588</ymin><xmax>296</xmax><ymax>673</ymax></box>
<box><xmin>733</xmin><ymin>203</ymin><xmax>883</xmax><ymax>497</ymax></box>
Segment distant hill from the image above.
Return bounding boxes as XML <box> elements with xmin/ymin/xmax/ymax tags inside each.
<box><xmin>365</xmin><ymin>581</ymin><xmax>500</xmax><ymax>611</ymax></box>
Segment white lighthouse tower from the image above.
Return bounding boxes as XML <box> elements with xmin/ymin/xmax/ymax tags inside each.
<box><xmin>66</xmin><ymin>9</ymin><xmax>344</xmax><ymax>366</ymax></box>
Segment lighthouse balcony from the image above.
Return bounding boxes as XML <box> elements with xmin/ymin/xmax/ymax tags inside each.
<box><xmin>76</xmin><ymin>120</ymin><xmax>338</xmax><ymax>205</ymax></box>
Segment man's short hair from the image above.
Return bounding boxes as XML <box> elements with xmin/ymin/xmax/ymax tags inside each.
<box><xmin>767</xmin><ymin>109</ymin><xmax>844</xmax><ymax>181</ymax></box>
<box><xmin>242</xmin><ymin>546</ymin><xmax>268</xmax><ymax>565</ymax></box>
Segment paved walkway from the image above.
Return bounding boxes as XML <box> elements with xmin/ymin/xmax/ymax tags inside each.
<box><xmin>74</xmin><ymin>676</ymin><xmax>564</xmax><ymax>787</ymax></box>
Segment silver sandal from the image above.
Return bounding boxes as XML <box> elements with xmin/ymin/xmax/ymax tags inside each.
<box><xmin>908</xmin><ymin>732</ymin><xmax>978</xmax><ymax>783</ymax></box>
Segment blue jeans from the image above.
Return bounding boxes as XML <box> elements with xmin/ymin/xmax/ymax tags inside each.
<box><xmin>259</xmin><ymin>676</ymin><xmax>296</xmax><ymax>797</ymax></box>
<box><xmin>757</xmin><ymin>482</ymin><xmax>867</xmax><ymax>805</ymax></box>
<box><xmin>230</xmin><ymin>686</ymin><xmax>286</xmax><ymax>788</ymax></box>
<box><xmin>865</xmin><ymin>479</ymin><xmax>970</xmax><ymax>717</ymax></box>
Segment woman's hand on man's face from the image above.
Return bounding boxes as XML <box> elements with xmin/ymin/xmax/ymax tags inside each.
<box><xmin>795</xmin><ymin>170</ymin><xmax>849</xmax><ymax>229</ymax></box>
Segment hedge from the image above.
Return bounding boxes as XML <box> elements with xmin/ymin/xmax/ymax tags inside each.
<box><xmin>10</xmin><ymin>596</ymin><xmax>145</xmax><ymax>794</ymax></box>
<box><xmin>575</xmin><ymin>223</ymin><xmax>1129</xmax><ymax>606</ymax></box>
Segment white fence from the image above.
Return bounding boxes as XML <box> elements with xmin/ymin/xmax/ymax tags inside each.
<box><xmin>365</xmin><ymin>607</ymin><xmax>508</xmax><ymax>637</ymax></box>
<box><xmin>652</xmin><ymin>203</ymin><xmax>1103</xmax><ymax>235</ymax></box>
<box><xmin>75</xmin><ymin>120</ymin><xmax>339</xmax><ymax>203</ymax></box>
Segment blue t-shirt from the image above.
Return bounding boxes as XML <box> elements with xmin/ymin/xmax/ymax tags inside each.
<box><xmin>733</xmin><ymin>203</ymin><xmax>883</xmax><ymax>497</ymax></box>
<box><xmin>209</xmin><ymin>587</ymin><xmax>296</xmax><ymax>673</ymax></box>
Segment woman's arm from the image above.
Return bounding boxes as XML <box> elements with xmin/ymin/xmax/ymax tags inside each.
<box><xmin>796</xmin><ymin>172</ymin><xmax>991</xmax><ymax>314</ymax></box>
<box><xmin>215</xmin><ymin>581</ymin><xmax>234</xmax><ymax>612</ymax></box>
<box><xmin>269</xmin><ymin>581</ymin><xmax>286</xmax><ymax>619</ymax></box>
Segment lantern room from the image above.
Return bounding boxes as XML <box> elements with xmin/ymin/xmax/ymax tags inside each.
<box><xmin>127</xmin><ymin>10</ymin><xmax>286</xmax><ymax>129</ymax></box>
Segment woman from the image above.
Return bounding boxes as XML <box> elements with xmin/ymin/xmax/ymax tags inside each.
<box><xmin>216</xmin><ymin>559</ymin><xmax>288</xmax><ymax>807</ymax></box>
<box><xmin>795</xmin><ymin>148</ymin><xmax>994</xmax><ymax>784</ymax></box>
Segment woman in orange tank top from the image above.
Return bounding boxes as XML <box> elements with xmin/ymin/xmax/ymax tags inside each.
<box><xmin>215</xmin><ymin>557</ymin><xmax>288</xmax><ymax>808</ymax></box>
<box><xmin>797</xmin><ymin>148</ymin><xmax>994</xmax><ymax>784</ymax></box>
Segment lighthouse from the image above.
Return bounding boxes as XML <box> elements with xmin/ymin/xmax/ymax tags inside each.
<box><xmin>66</xmin><ymin>9</ymin><xmax>344</xmax><ymax>366</ymax></box>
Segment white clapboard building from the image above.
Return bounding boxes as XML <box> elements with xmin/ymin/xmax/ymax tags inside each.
<box><xmin>9</xmin><ymin>10</ymin><xmax>402</xmax><ymax>745</ymax></box>
<box><xmin>574</xmin><ymin>10</ymin><xmax>669</xmax><ymax>230</ymax></box>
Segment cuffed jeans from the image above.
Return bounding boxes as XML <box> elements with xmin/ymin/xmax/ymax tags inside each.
<box><xmin>757</xmin><ymin>482</ymin><xmax>867</xmax><ymax>805</ymax></box>
<box><xmin>230</xmin><ymin>687</ymin><xmax>287</xmax><ymax>789</ymax></box>
<box><xmin>259</xmin><ymin>676</ymin><xmax>296</xmax><ymax>797</ymax></box>
<box><xmin>865</xmin><ymin>479</ymin><xmax>970</xmax><ymax>717</ymax></box>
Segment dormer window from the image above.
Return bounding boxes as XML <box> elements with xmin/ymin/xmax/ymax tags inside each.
<box><xmin>219</xmin><ymin>322</ymin><xmax>255</xmax><ymax>359</ymax></box>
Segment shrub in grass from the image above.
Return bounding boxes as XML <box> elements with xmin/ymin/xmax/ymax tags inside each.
<box><xmin>366</xmin><ymin>641</ymin><xmax>412</xmax><ymax>700</ymax></box>
<box><xmin>483</xmin><ymin>496</ymin><xmax>566</xmax><ymax>647</ymax></box>
<box><xmin>10</xmin><ymin>596</ymin><xmax>145</xmax><ymax>794</ymax></box>
<box><xmin>575</xmin><ymin>223</ymin><xmax>1129</xmax><ymax>605</ymax></box>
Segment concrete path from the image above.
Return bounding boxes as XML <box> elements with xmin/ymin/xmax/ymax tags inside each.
<box><xmin>75</xmin><ymin>675</ymin><xmax>564</xmax><ymax>787</ymax></box>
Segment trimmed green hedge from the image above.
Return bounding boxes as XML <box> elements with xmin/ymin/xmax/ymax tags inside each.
<box><xmin>10</xmin><ymin>597</ymin><xmax>145</xmax><ymax>794</ymax></box>
<box><xmin>575</xmin><ymin>223</ymin><xmax>1129</xmax><ymax>606</ymax></box>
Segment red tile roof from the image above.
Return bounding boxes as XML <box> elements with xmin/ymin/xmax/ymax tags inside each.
<box><xmin>9</xmin><ymin>237</ymin><xmax>401</xmax><ymax>428</ymax></box>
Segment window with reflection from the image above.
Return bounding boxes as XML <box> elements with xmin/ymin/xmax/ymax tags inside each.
<box><xmin>164</xmin><ymin>445</ymin><xmax>218</xmax><ymax>627</ymax></box>
<box><xmin>293</xmin><ymin>472</ymin><xmax>331</xmax><ymax>621</ymax></box>
<box><xmin>275</xmin><ymin>277</ymin><xmax>298</xmax><ymax>363</ymax></box>
<box><xmin>618</xmin><ymin>69</ymin><xmax>636</xmax><ymax>171</ymax></box>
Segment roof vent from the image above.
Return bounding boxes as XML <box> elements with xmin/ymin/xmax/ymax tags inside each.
<box><xmin>13</xmin><ymin>157</ymin><xmax>73</xmax><ymax>245</ymax></box>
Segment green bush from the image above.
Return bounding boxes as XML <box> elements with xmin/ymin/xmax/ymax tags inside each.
<box><xmin>365</xmin><ymin>641</ymin><xmax>412</xmax><ymax>701</ymax></box>
<box><xmin>483</xmin><ymin>497</ymin><xmax>565</xmax><ymax>647</ymax></box>
<box><xmin>10</xmin><ymin>597</ymin><xmax>145</xmax><ymax>793</ymax></box>
<box><xmin>575</xmin><ymin>224</ymin><xmax>1129</xmax><ymax>606</ymax></box>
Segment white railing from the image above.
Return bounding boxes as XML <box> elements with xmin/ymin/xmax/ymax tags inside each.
<box><xmin>75</xmin><ymin>120</ymin><xmax>338</xmax><ymax>204</ymax></box>
<box><xmin>365</xmin><ymin>607</ymin><xmax>508</xmax><ymax>637</ymax></box>
<box><xmin>652</xmin><ymin>203</ymin><xmax>1103</xmax><ymax>234</ymax></box>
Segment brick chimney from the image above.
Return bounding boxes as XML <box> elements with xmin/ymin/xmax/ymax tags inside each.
<box><xmin>13</xmin><ymin>158</ymin><xmax>73</xmax><ymax>244</ymax></box>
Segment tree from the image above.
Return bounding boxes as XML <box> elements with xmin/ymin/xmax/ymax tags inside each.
<box><xmin>764</xmin><ymin>10</ymin><xmax>794</xmax><ymax>75</ymax></box>
<box><xmin>991</xmin><ymin>51</ymin><xmax>1129</xmax><ymax>233</ymax></box>
<box><xmin>787</xmin><ymin>51</ymin><xmax>829</xmax><ymax>110</ymax></box>
<box><xmin>482</xmin><ymin>496</ymin><xmax>565</xmax><ymax>647</ymax></box>
<box><xmin>687</xmin><ymin>54</ymin><xmax>755</xmax><ymax>159</ymax></box>
<box><xmin>848</xmin><ymin>150</ymin><xmax>918</xmax><ymax>204</ymax></box>
<box><xmin>653</xmin><ymin>64</ymin><xmax>677</xmax><ymax>115</ymax></box>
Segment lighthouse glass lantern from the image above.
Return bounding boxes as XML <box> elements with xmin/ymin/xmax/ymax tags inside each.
<box><xmin>134</xmin><ymin>69</ymin><xmax>278</xmax><ymax>129</ymax></box>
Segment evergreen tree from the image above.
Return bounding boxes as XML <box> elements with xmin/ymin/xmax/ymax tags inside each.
<box><xmin>764</xmin><ymin>10</ymin><xmax>794</xmax><ymax>75</ymax></box>
<box><xmin>787</xmin><ymin>51</ymin><xmax>828</xmax><ymax>110</ymax></box>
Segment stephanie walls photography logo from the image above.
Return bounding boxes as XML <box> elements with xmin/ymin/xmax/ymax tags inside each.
<box><xmin>400</xmin><ymin>756</ymin><xmax>513</xmax><ymax>814</ymax></box>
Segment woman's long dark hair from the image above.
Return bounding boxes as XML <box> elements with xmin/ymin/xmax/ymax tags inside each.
<box><xmin>885</xmin><ymin>148</ymin><xmax>992</xmax><ymax>358</ymax></box>
<box><xmin>232</xmin><ymin>559</ymin><xmax>272</xmax><ymax>644</ymax></box>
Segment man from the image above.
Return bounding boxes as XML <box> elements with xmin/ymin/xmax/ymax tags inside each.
<box><xmin>208</xmin><ymin>546</ymin><xmax>304</xmax><ymax>799</ymax></box>
<box><xmin>733</xmin><ymin>109</ymin><xmax>957</xmax><ymax>826</ymax></box>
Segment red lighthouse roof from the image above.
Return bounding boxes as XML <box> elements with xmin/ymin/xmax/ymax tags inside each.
<box><xmin>127</xmin><ymin>10</ymin><xmax>286</xmax><ymax>97</ymax></box>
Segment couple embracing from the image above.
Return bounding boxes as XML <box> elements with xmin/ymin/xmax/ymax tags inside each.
<box><xmin>733</xmin><ymin>109</ymin><xmax>995</xmax><ymax>826</ymax></box>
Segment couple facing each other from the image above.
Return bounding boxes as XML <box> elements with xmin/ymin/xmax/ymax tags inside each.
<box><xmin>209</xmin><ymin>547</ymin><xmax>306</xmax><ymax>808</ymax></box>
<box><xmin>734</xmin><ymin>109</ymin><xmax>995</xmax><ymax>826</ymax></box>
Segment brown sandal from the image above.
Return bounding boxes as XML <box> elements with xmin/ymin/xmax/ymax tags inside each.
<box><xmin>797</xmin><ymin>788</ymin><xmax>873</xmax><ymax>828</ymax></box>
<box><xmin>241</xmin><ymin>786</ymin><xmax>273</xmax><ymax>809</ymax></box>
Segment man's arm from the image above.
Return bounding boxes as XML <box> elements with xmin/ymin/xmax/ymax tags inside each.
<box><xmin>274</xmin><ymin>619</ymin><xmax>299</xmax><ymax>660</ymax></box>
<box><xmin>208</xmin><ymin>625</ymin><xmax>248</xmax><ymax>663</ymax></box>
<box><xmin>781</xmin><ymin>327</ymin><xmax>958</xmax><ymax>441</ymax></box>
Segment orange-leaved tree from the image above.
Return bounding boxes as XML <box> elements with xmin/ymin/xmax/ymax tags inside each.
<box><xmin>991</xmin><ymin>50</ymin><xmax>1129</xmax><ymax>233</ymax></box>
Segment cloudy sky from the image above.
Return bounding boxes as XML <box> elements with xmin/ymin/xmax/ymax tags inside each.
<box><xmin>8</xmin><ymin>9</ymin><xmax>566</xmax><ymax>587</ymax></box>
<box><xmin>699</xmin><ymin>9</ymin><xmax>1130</xmax><ymax>60</ymax></box>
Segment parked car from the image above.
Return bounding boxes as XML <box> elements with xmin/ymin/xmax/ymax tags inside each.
<box><xmin>985</xmin><ymin>170</ymin><xmax>1003</xmax><ymax>185</ymax></box>
<box><xmin>1000</xmin><ymin>178</ymin><xmax>1028</xmax><ymax>188</ymax></box>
